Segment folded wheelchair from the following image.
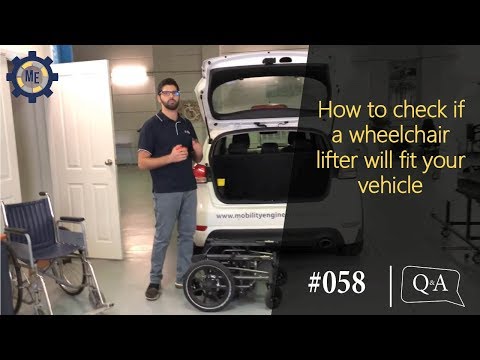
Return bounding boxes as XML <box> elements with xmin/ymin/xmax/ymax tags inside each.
<box><xmin>1</xmin><ymin>192</ymin><xmax>113</xmax><ymax>315</ymax></box>
<box><xmin>182</xmin><ymin>238</ymin><xmax>286</xmax><ymax>312</ymax></box>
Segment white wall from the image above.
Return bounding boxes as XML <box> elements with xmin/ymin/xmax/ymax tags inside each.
<box><xmin>153</xmin><ymin>45</ymin><xmax>202</xmax><ymax>101</ymax></box>
<box><xmin>420</xmin><ymin>45</ymin><xmax>480</xmax><ymax>154</ymax></box>
<box><xmin>318</xmin><ymin>46</ymin><xmax>371</xmax><ymax>133</ymax></box>
<box><xmin>73</xmin><ymin>45</ymin><xmax>156</xmax><ymax>164</ymax></box>
<box><xmin>0</xmin><ymin>45</ymin><xmax>52</xmax><ymax>59</ymax></box>
<box><xmin>10</xmin><ymin>95</ymin><xmax>51</xmax><ymax>201</ymax></box>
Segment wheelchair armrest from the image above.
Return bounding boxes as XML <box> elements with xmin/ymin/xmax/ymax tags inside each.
<box><xmin>4</xmin><ymin>227</ymin><xmax>28</xmax><ymax>235</ymax></box>
<box><xmin>3</xmin><ymin>227</ymin><xmax>35</xmax><ymax>268</ymax></box>
<box><xmin>60</xmin><ymin>216</ymin><xmax>85</xmax><ymax>222</ymax></box>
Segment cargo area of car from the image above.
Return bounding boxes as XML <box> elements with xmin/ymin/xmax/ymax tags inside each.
<box><xmin>209</xmin><ymin>129</ymin><xmax>331</xmax><ymax>204</ymax></box>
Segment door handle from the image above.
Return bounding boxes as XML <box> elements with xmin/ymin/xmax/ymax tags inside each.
<box><xmin>105</xmin><ymin>159</ymin><xmax>113</xmax><ymax>166</ymax></box>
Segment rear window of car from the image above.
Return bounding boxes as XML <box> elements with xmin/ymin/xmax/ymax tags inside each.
<box><xmin>208</xmin><ymin>64</ymin><xmax>331</xmax><ymax>120</ymax></box>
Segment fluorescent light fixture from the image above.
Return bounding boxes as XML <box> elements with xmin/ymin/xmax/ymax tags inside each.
<box><xmin>111</xmin><ymin>66</ymin><xmax>147</xmax><ymax>86</ymax></box>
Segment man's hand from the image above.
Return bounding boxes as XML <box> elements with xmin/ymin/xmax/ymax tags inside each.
<box><xmin>192</xmin><ymin>139</ymin><xmax>203</xmax><ymax>163</ymax></box>
<box><xmin>192</xmin><ymin>139</ymin><xmax>202</xmax><ymax>154</ymax></box>
<box><xmin>169</xmin><ymin>145</ymin><xmax>188</xmax><ymax>163</ymax></box>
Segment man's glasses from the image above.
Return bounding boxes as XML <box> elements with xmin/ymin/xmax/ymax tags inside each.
<box><xmin>159</xmin><ymin>90</ymin><xmax>180</xmax><ymax>97</ymax></box>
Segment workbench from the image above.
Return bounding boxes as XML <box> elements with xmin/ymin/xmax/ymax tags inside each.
<box><xmin>431</xmin><ymin>171</ymin><xmax>480</xmax><ymax>264</ymax></box>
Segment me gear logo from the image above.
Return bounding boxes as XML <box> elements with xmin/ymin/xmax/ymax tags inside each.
<box><xmin>6</xmin><ymin>51</ymin><xmax>58</xmax><ymax>103</ymax></box>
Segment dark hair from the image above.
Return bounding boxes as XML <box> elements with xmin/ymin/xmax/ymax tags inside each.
<box><xmin>157</xmin><ymin>78</ymin><xmax>179</xmax><ymax>94</ymax></box>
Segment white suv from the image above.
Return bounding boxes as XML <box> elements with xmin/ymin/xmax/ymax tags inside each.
<box><xmin>192</xmin><ymin>51</ymin><xmax>363</xmax><ymax>255</ymax></box>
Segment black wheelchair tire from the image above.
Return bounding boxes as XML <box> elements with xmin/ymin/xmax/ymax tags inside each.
<box><xmin>6</xmin><ymin>243</ymin><xmax>23</xmax><ymax>314</ymax></box>
<box><xmin>183</xmin><ymin>260</ymin><xmax>235</xmax><ymax>312</ymax></box>
<box><xmin>56</xmin><ymin>250</ymin><xmax>87</xmax><ymax>296</ymax></box>
<box><xmin>265</xmin><ymin>286</ymin><xmax>283</xmax><ymax>310</ymax></box>
<box><xmin>54</xmin><ymin>227</ymin><xmax>87</xmax><ymax>295</ymax></box>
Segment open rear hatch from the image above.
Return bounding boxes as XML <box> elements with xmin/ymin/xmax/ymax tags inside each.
<box><xmin>193</xmin><ymin>51</ymin><xmax>334</xmax><ymax>204</ymax></box>
<box><xmin>194</xmin><ymin>51</ymin><xmax>333</xmax><ymax>140</ymax></box>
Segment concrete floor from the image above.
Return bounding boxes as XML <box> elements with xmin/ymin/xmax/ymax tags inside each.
<box><xmin>17</xmin><ymin>166</ymin><xmax>269</xmax><ymax>315</ymax></box>
<box><xmin>15</xmin><ymin>158</ymin><xmax>480</xmax><ymax>315</ymax></box>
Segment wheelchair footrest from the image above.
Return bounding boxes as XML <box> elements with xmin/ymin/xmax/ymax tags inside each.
<box><xmin>84</xmin><ymin>302</ymin><xmax>114</xmax><ymax>315</ymax></box>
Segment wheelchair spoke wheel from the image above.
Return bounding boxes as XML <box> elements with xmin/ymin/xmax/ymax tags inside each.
<box><xmin>7</xmin><ymin>245</ymin><xmax>23</xmax><ymax>314</ymax></box>
<box><xmin>54</xmin><ymin>251</ymin><xmax>87</xmax><ymax>295</ymax></box>
<box><xmin>184</xmin><ymin>260</ymin><xmax>235</xmax><ymax>312</ymax></box>
<box><xmin>275</xmin><ymin>267</ymin><xmax>288</xmax><ymax>286</ymax></box>
<box><xmin>265</xmin><ymin>286</ymin><xmax>282</xmax><ymax>310</ymax></box>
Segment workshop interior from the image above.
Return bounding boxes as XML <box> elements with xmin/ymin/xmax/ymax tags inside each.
<box><xmin>1</xmin><ymin>45</ymin><xmax>480</xmax><ymax>315</ymax></box>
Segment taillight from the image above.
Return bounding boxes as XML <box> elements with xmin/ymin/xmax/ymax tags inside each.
<box><xmin>193</xmin><ymin>164</ymin><xmax>207</xmax><ymax>183</ymax></box>
<box><xmin>196</xmin><ymin>225</ymin><xmax>207</xmax><ymax>231</ymax></box>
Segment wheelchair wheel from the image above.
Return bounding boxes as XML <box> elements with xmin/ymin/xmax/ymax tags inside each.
<box><xmin>183</xmin><ymin>259</ymin><xmax>235</xmax><ymax>312</ymax></box>
<box><xmin>6</xmin><ymin>244</ymin><xmax>23</xmax><ymax>314</ymax></box>
<box><xmin>276</xmin><ymin>267</ymin><xmax>288</xmax><ymax>286</ymax></box>
<box><xmin>53</xmin><ymin>251</ymin><xmax>87</xmax><ymax>295</ymax></box>
<box><xmin>265</xmin><ymin>286</ymin><xmax>282</xmax><ymax>310</ymax></box>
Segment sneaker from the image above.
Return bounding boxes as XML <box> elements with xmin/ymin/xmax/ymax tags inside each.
<box><xmin>174</xmin><ymin>282</ymin><xmax>183</xmax><ymax>289</ymax></box>
<box><xmin>145</xmin><ymin>283</ymin><xmax>161</xmax><ymax>301</ymax></box>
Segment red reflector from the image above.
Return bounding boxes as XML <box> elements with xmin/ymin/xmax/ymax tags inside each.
<box><xmin>196</xmin><ymin>225</ymin><xmax>207</xmax><ymax>231</ymax></box>
<box><xmin>193</xmin><ymin>164</ymin><xmax>207</xmax><ymax>183</ymax></box>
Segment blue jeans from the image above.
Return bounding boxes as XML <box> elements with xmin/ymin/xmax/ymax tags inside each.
<box><xmin>150</xmin><ymin>190</ymin><xmax>196</xmax><ymax>285</ymax></box>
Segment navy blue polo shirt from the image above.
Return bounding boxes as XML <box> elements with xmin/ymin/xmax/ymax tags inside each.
<box><xmin>138</xmin><ymin>111</ymin><xmax>198</xmax><ymax>193</ymax></box>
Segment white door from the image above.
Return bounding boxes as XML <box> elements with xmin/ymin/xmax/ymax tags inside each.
<box><xmin>0</xmin><ymin>54</ymin><xmax>22</xmax><ymax>211</ymax></box>
<box><xmin>46</xmin><ymin>60</ymin><xmax>123</xmax><ymax>259</ymax></box>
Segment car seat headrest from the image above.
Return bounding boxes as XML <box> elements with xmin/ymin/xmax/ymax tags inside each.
<box><xmin>288</xmin><ymin>132</ymin><xmax>306</xmax><ymax>145</ymax></box>
<box><xmin>231</xmin><ymin>134</ymin><xmax>250</xmax><ymax>147</ymax></box>
<box><xmin>228</xmin><ymin>142</ymin><xmax>248</xmax><ymax>154</ymax></box>
<box><xmin>261</xmin><ymin>142</ymin><xmax>279</xmax><ymax>153</ymax></box>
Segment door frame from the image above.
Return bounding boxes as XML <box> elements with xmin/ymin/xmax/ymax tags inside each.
<box><xmin>0</xmin><ymin>48</ymin><xmax>27</xmax><ymax>208</ymax></box>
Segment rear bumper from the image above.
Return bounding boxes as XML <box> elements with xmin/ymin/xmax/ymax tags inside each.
<box><xmin>195</xmin><ymin>227</ymin><xmax>362</xmax><ymax>249</ymax></box>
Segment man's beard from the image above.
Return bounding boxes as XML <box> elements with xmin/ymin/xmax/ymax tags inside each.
<box><xmin>162</xmin><ymin>98</ymin><xmax>179</xmax><ymax>110</ymax></box>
